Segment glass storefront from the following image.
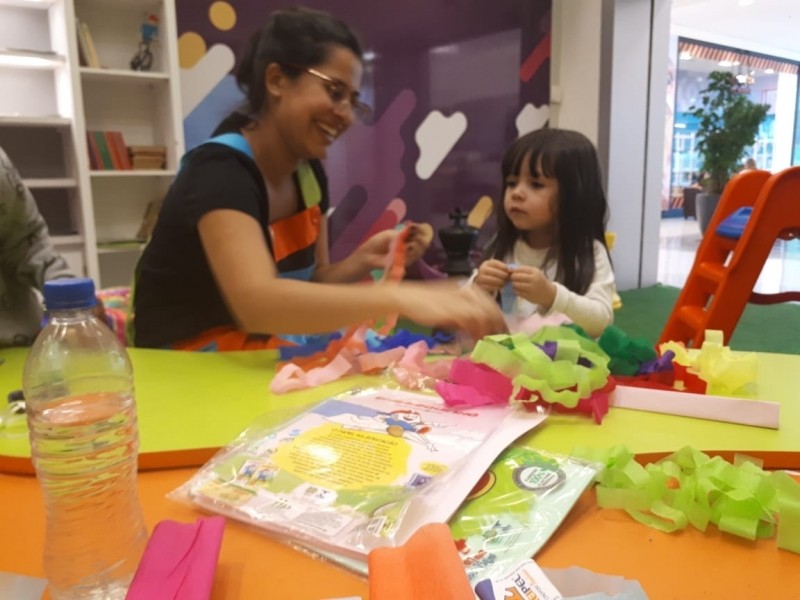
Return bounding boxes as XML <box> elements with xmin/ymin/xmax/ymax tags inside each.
<box><xmin>668</xmin><ymin>38</ymin><xmax>799</xmax><ymax>209</ymax></box>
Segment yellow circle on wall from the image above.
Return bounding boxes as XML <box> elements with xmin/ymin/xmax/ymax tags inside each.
<box><xmin>209</xmin><ymin>2</ymin><xmax>237</xmax><ymax>31</ymax></box>
<box><xmin>178</xmin><ymin>32</ymin><xmax>207</xmax><ymax>69</ymax></box>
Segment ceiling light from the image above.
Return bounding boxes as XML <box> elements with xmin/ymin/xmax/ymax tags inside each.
<box><xmin>719</xmin><ymin>60</ymin><xmax>734</xmax><ymax>67</ymax></box>
<box><xmin>765</xmin><ymin>68</ymin><xmax>775</xmax><ymax>74</ymax></box>
<box><xmin>679</xmin><ymin>51</ymin><xmax>693</xmax><ymax>61</ymax></box>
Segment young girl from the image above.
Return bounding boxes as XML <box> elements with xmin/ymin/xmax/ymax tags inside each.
<box><xmin>473</xmin><ymin>128</ymin><xmax>615</xmax><ymax>338</ymax></box>
<box><xmin>132</xmin><ymin>7</ymin><xmax>504</xmax><ymax>350</ymax></box>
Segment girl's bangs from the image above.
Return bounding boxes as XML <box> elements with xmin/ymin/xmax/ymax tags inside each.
<box><xmin>502</xmin><ymin>133</ymin><xmax>557</xmax><ymax>179</ymax></box>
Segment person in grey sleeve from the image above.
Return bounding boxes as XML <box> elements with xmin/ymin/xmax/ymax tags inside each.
<box><xmin>0</xmin><ymin>146</ymin><xmax>74</xmax><ymax>347</ymax></box>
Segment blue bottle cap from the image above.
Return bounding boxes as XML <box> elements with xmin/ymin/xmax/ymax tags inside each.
<box><xmin>43</xmin><ymin>278</ymin><xmax>97</xmax><ymax>310</ymax></box>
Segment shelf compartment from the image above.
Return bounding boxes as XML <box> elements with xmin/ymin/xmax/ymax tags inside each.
<box><xmin>31</xmin><ymin>188</ymin><xmax>79</xmax><ymax>236</ymax></box>
<box><xmin>0</xmin><ymin>126</ymin><xmax>71</xmax><ymax>178</ymax></box>
<box><xmin>83</xmin><ymin>79</ymin><xmax>178</xmax><ymax>169</ymax></box>
<box><xmin>74</xmin><ymin>1</ymin><xmax>167</xmax><ymax>72</ymax></box>
<box><xmin>0</xmin><ymin>3</ymin><xmax>53</xmax><ymax>54</ymax></box>
<box><xmin>0</xmin><ymin>68</ymin><xmax>59</xmax><ymax>117</ymax></box>
<box><xmin>91</xmin><ymin>175</ymin><xmax>170</xmax><ymax>243</ymax></box>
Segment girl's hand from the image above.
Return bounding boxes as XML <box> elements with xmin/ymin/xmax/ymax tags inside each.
<box><xmin>474</xmin><ymin>259</ymin><xmax>510</xmax><ymax>294</ymax></box>
<box><xmin>396</xmin><ymin>282</ymin><xmax>507</xmax><ymax>340</ymax></box>
<box><xmin>510</xmin><ymin>266</ymin><xmax>557</xmax><ymax>309</ymax></box>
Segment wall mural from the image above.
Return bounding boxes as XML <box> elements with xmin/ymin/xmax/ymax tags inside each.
<box><xmin>175</xmin><ymin>0</ymin><xmax>551</xmax><ymax>267</ymax></box>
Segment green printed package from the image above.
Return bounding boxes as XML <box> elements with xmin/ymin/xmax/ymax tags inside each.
<box><xmin>305</xmin><ymin>445</ymin><xmax>597</xmax><ymax>583</ymax></box>
<box><xmin>449</xmin><ymin>446</ymin><xmax>598</xmax><ymax>583</ymax></box>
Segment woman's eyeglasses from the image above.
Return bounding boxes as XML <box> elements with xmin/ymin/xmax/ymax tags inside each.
<box><xmin>284</xmin><ymin>64</ymin><xmax>372</xmax><ymax>121</ymax></box>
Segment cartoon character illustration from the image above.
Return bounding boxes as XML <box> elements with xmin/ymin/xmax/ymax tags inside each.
<box><xmin>324</xmin><ymin>409</ymin><xmax>441</xmax><ymax>451</ymax></box>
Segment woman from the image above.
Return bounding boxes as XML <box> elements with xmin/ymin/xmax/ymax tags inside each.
<box><xmin>133</xmin><ymin>7</ymin><xmax>504</xmax><ymax>350</ymax></box>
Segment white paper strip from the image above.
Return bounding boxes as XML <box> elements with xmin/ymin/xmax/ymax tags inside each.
<box><xmin>611</xmin><ymin>385</ymin><xmax>780</xmax><ymax>429</ymax></box>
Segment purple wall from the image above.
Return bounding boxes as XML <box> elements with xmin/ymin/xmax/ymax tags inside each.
<box><xmin>177</xmin><ymin>0</ymin><xmax>551</xmax><ymax>268</ymax></box>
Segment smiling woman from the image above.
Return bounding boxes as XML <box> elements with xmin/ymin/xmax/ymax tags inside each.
<box><xmin>131</xmin><ymin>7</ymin><xmax>506</xmax><ymax>352</ymax></box>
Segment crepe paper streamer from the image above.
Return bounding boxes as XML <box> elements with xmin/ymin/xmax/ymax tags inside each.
<box><xmin>468</xmin><ymin>327</ymin><xmax>611</xmax><ymax>411</ymax></box>
<box><xmin>389</xmin><ymin>342</ymin><xmax>454</xmax><ymax>390</ymax></box>
<box><xmin>358</xmin><ymin>347</ymin><xmax>407</xmax><ymax>374</ymax></box>
<box><xmin>270</xmin><ymin>352</ymin><xmax>355</xmax><ymax>393</ymax></box>
<box><xmin>368</xmin><ymin>523</ymin><xmax>475</xmax><ymax>600</ymax></box>
<box><xmin>435</xmin><ymin>359</ymin><xmax>512</xmax><ymax>407</ymax></box>
<box><xmin>365</xmin><ymin>328</ymin><xmax>454</xmax><ymax>353</ymax></box>
<box><xmin>598</xmin><ymin>325</ymin><xmax>658</xmax><ymax>377</ymax></box>
<box><xmin>571</xmin><ymin>446</ymin><xmax>800</xmax><ymax>553</ymax></box>
<box><xmin>126</xmin><ymin>516</ymin><xmax>225</xmax><ymax>600</ymax></box>
<box><xmin>278</xmin><ymin>332</ymin><xmax>343</xmax><ymax>361</ymax></box>
<box><xmin>660</xmin><ymin>330</ymin><xmax>758</xmax><ymax>396</ymax></box>
<box><xmin>611</xmin><ymin>384</ymin><xmax>779</xmax><ymax>428</ymax></box>
<box><xmin>519</xmin><ymin>379</ymin><xmax>615</xmax><ymax>424</ymax></box>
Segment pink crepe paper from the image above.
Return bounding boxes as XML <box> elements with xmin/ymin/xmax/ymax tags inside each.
<box><xmin>435</xmin><ymin>359</ymin><xmax>512</xmax><ymax>407</ymax></box>
<box><xmin>125</xmin><ymin>516</ymin><xmax>225</xmax><ymax>600</ymax></box>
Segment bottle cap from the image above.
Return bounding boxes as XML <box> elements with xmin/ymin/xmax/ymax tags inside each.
<box><xmin>43</xmin><ymin>278</ymin><xmax>97</xmax><ymax>310</ymax></box>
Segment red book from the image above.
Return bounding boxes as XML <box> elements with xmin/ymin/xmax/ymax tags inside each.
<box><xmin>103</xmin><ymin>131</ymin><xmax>123</xmax><ymax>170</ymax></box>
<box><xmin>112</xmin><ymin>131</ymin><xmax>132</xmax><ymax>169</ymax></box>
<box><xmin>86</xmin><ymin>132</ymin><xmax>102</xmax><ymax>170</ymax></box>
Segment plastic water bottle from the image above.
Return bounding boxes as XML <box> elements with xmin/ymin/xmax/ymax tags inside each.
<box><xmin>23</xmin><ymin>278</ymin><xmax>148</xmax><ymax>600</ymax></box>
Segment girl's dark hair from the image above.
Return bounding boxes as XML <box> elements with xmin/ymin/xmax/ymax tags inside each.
<box><xmin>487</xmin><ymin>128</ymin><xmax>610</xmax><ymax>295</ymax></box>
<box><xmin>214</xmin><ymin>6</ymin><xmax>363</xmax><ymax>133</ymax></box>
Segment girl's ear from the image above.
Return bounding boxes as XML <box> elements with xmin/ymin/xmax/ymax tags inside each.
<box><xmin>265</xmin><ymin>63</ymin><xmax>287</xmax><ymax>100</ymax></box>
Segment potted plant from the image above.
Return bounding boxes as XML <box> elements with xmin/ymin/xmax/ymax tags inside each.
<box><xmin>690</xmin><ymin>70</ymin><xmax>770</xmax><ymax>233</ymax></box>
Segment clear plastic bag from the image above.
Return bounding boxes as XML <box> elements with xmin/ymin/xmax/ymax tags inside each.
<box><xmin>169</xmin><ymin>387</ymin><xmax>547</xmax><ymax>560</ymax></box>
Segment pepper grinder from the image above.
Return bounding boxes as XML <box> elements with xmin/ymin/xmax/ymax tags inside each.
<box><xmin>438</xmin><ymin>207</ymin><xmax>479</xmax><ymax>277</ymax></box>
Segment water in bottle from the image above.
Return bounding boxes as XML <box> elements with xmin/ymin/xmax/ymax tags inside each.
<box><xmin>23</xmin><ymin>278</ymin><xmax>148</xmax><ymax>600</ymax></box>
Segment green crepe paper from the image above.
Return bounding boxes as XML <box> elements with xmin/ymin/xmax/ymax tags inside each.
<box><xmin>571</xmin><ymin>445</ymin><xmax>800</xmax><ymax>552</ymax></box>
<box><xmin>598</xmin><ymin>325</ymin><xmax>657</xmax><ymax>376</ymax></box>
<box><xmin>470</xmin><ymin>327</ymin><xmax>611</xmax><ymax>409</ymax></box>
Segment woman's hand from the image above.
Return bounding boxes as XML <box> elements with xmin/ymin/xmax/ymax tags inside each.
<box><xmin>395</xmin><ymin>282</ymin><xmax>507</xmax><ymax>340</ymax></box>
<box><xmin>357</xmin><ymin>224</ymin><xmax>431</xmax><ymax>271</ymax></box>
<box><xmin>510</xmin><ymin>266</ymin><xmax>556</xmax><ymax>309</ymax></box>
<box><xmin>474</xmin><ymin>259</ymin><xmax>510</xmax><ymax>294</ymax></box>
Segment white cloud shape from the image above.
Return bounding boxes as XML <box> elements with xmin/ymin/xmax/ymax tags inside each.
<box><xmin>181</xmin><ymin>44</ymin><xmax>236</xmax><ymax>117</ymax></box>
<box><xmin>515</xmin><ymin>103</ymin><xmax>550</xmax><ymax>136</ymax></box>
<box><xmin>414</xmin><ymin>110</ymin><xmax>467</xmax><ymax>180</ymax></box>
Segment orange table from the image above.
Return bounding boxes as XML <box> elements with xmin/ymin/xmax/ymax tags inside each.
<box><xmin>2</xmin><ymin>467</ymin><xmax>799</xmax><ymax>600</ymax></box>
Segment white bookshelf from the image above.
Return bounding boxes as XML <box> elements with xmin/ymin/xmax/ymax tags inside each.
<box><xmin>0</xmin><ymin>0</ymin><xmax>183</xmax><ymax>288</ymax></box>
<box><xmin>72</xmin><ymin>0</ymin><xmax>184</xmax><ymax>287</ymax></box>
<box><xmin>0</xmin><ymin>0</ymin><xmax>90</xmax><ymax>279</ymax></box>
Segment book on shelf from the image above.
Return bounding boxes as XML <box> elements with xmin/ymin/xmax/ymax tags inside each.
<box><xmin>136</xmin><ymin>197</ymin><xmax>163</xmax><ymax>241</ymax></box>
<box><xmin>130</xmin><ymin>145</ymin><xmax>167</xmax><ymax>170</ymax></box>
<box><xmin>87</xmin><ymin>131</ymin><xmax>131</xmax><ymax>170</ymax></box>
<box><xmin>75</xmin><ymin>19</ymin><xmax>100</xmax><ymax>68</ymax></box>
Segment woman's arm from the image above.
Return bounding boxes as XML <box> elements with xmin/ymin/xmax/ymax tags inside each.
<box><xmin>199</xmin><ymin>209</ymin><xmax>505</xmax><ymax>338</ymax></box>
